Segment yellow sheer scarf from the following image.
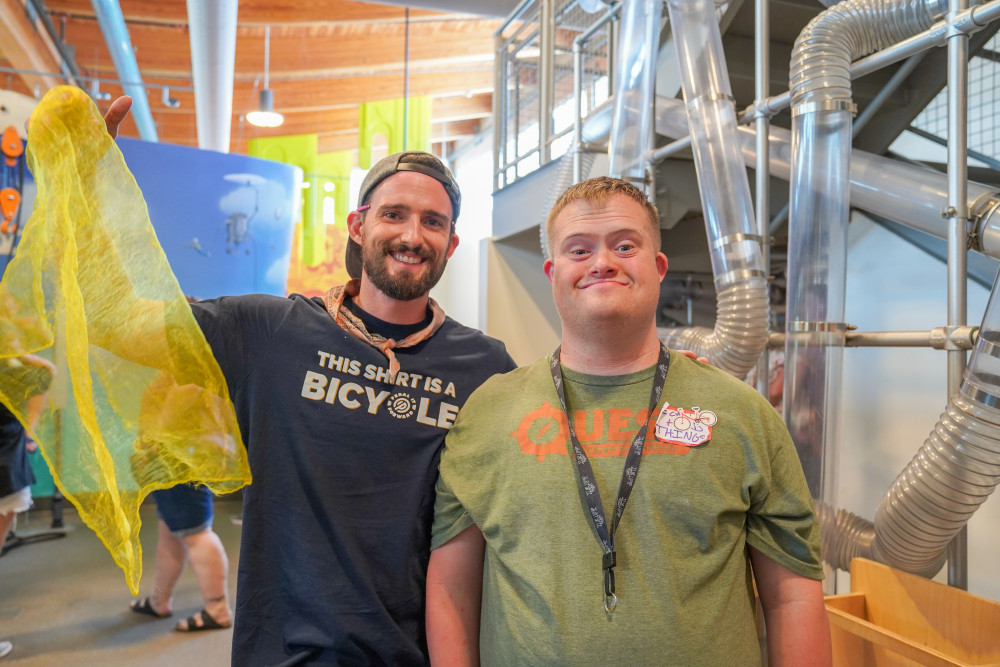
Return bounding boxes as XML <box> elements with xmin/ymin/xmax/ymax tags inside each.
<box><xmin>0</xmin><ymin>86</ymin><xmax>251</xmax><ymax>593</ymax></box>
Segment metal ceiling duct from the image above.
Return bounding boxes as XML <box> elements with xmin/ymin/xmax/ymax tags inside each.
<box><xmin>89</xmin><ymin>0</ymin><xmax>157</xmax><ymax>142</ymax></box>
<box><xmin>186</xmin><ymin>0</ymin><xmax>238</xmax><ymax>153</ymax></box>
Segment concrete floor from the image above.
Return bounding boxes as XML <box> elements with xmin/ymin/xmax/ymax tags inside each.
<box><xmin>0</xmin><ymin>499</ymin><xmax>243</xmax><ymax>666</ymax></box>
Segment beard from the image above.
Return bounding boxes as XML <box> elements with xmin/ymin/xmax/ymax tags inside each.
<box><xmin>362</xmin><ymin>238</ymin><xmax>449</xmax><ymax>301</ymax></box>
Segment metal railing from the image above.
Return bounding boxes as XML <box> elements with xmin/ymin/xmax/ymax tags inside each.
<box><xmin>493</xmin><ymin>0</ymin><xmax>619</xmax><ymax>191</ymax></box>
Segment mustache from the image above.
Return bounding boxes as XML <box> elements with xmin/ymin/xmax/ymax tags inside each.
<box><xmin>378</xmin><ymin>241</ymin><xmax>435</xmax><ymax>261</ymax></box>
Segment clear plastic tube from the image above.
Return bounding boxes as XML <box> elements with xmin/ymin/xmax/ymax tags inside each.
<box><xmin>782</xmin><ymin>0</ymin><xmax>1000</xmax><ymax>580</ymax></box>
<box><xmin>608</xmin><ymin>0</ymin><xmax>662</xmax><ymax>182</ymax></box>
<box><xmin>655</xmin><ymin>94</ymin><xmax>1000</xmax><ymax>256</ymax></box>
<box><xmin>656</xmin><ymin>0</ymin><xmax>769</xmax><ymax>379</ymax></box>
<box><xmin>651</xmin><ymin>0</ymin><xmax>998</xmax><ymax>580</ymax></box>
<box><xmin>784</xmin><ymin>109</ymin><xmax>853</xmax><ymax>500</ymax></box>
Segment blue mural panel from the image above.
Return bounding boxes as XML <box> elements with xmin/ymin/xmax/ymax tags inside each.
<box><xmin>118</xmin><ymin>138</ymin><xmax>302</xmax><ymax>298</ymax></box>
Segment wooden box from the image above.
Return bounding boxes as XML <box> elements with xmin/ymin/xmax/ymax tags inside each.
<box><xmin>825</xmin><ymin>558</ymin><xmax>1000</xmax><ymax>666</ymax></box>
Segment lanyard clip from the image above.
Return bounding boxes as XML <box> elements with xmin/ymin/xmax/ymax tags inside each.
<box><xmin>603</xmin><ymin>551</ymin><xmax>618</xmax><ymax>612</ymax></box>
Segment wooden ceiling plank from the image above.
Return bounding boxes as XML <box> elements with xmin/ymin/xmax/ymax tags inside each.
<box><xmin>432</xmin><ymin>119</ymin><xmax>480</xmax><ymax>141</ymax></box>
<box><xmin>432</xmin><ymin>94</ymin><xmax>492</xmax><ymax>122</ymax></box>
<box><xmin>45</xmin><ymin>0</ymin><xmax>459</xmax><ymax>27</ymax></box>
<box><xmin>39</xmin><ymin>2</ymin><xmax>501</xmax><ymax>155</ymax></box>
<box><xmin>60</xmin><ymin>18</ymin><xmax>499</xmax><ymax>80</ymax></box>
<box><xmin>57</xmin><ymin>14</ymin><xmax>494</xmax><ymax>80</ymax></box>
<box><xmin>0</xmin><ymin>0</ymin><xmax>71</xmax><ymax>90</ymax></box>
<box><xmin>231</xmin><ymin>69</ymin><xmax>495</xmax><ymax>110</ymax></box>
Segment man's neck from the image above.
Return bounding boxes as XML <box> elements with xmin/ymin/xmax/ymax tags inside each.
<box><xmin>353</xmin><ymin>276</ymin><xmax>430</xmax><ymax>325</ymax></box>
<box><xmin>558</xmin><ymin>324</ymin><xmax>663</xmax><ymax>376</ymax></box>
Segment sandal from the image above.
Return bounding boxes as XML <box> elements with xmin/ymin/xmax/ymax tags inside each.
<box><xmin>129</xmin><ymin>596</ymin><xmax>171</xmax><ymax>618</ymax></box>
<box><xmin>175</xmin><ymin>608</ymin><xmax>230</xmax><ymax>632</ymax></box>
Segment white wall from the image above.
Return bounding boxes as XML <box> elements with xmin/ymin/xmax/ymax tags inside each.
<box><xmin>431</xmin><ymin>145</ymin><xmax>495</xmax><ymax>329</ymax></box>
<box><xmin>838</xmin><ymin>214</ymin><xmax>999</xmax><ymax>601</ymax></box>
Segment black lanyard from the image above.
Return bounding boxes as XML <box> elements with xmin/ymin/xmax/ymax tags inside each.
<box><xmin>549</xmin><ymin>345</ymin><xmax>670</xmax><ymax>612</ymax></box>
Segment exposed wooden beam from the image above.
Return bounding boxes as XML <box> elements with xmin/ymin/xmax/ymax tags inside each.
<box><xmin>431</xmin><ymin>94</ymin><xmax>492</xmax><ymax>122</ymax></box>
<box><xmin>89</xmin><ymin>66</ymin><xmax>494</xmax><ymax>113</ymax></box>
<box><xmin>232</xmin><ymin>69</ymin><xmax>496</xmax><ymax>110</ymax></box>
<box><xmin>34</xmin><ymin>1</ymin><xmax>501</xmax><ymax>155</ymax></box>
<box><xmin>57</xmin><ymin>17</ymin><xmax>500</xmax><ymax>81</ymax></box>
<box><xmin>0</xmin><ymin>0</ymin><xmax>71</xmax><ymax>91</ymax></box>
<box><xmin>432</xmin><ymin>118</ymin><xmax>480</xmax><ymax>142</ymax></box>
<box><xmin>46</xmin><ymin>0</ymin><xmax>458</xmax><ymax>26</ymax></box>
<box><xmin>154</xmin><ymin>106</ymin><xmax>490</xmax><ymax>148</ymax></box>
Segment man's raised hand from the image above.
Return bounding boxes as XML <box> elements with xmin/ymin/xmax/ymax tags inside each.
<box><xmin>103</xmin><ymin>96</ymin><xmax>133</xmax><ymax>138</ymax></box>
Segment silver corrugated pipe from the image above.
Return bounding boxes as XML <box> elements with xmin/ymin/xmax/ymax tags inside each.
<box><xmin>784</xmin><ymin>0</ymin><xmax>1000</xmax><ymax>579</ymax></box>
<box><xmin>656</xmin><ymin>0</ymin><xmax>770</xmax><ymax>379</ymax></box>
<box><xmin>539</xmin><ymin>151</ymin><xmax>598</xmax><ymax>256</ymax></box>
<box><xmin>819</xmin><ymin>387</ymin><xmax>1000</xmax><ymax>577</ymax></box>
<box><xmin>786</xmin><ymin>0</ymin><xmax>946</xmax><ymax>502</ymax></box>
<box><xmin>658</xmin><ymin>280</ymin><xmax>770</xmax><ymax>378</ymax></box>
<box><xmin>820</xmin><ymin>274</ymin><xmax>1000</xmax><ymax>576</ymax></box>
<box><xmin>539</xmin><ymin>97</ymin><xmax>610</xmax><ymax>256</ymax></box>
<box><xmin>790</xmin><ymin>0</ymin><xmax>947</xmax><ymax>107</ymax></box>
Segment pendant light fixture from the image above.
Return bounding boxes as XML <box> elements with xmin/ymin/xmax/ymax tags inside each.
<box><xmin>247</xmin><ymin>25</ymin><xmax>284</xmax><ymax>128</ymax></box>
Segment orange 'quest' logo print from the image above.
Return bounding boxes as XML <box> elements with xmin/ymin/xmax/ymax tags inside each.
<box><xmin>511</xmin><ymin>401</ymin><xmax>693</xmax><ymax>462</ymax></box>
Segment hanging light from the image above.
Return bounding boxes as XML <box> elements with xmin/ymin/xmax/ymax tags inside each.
<box><xmin>247</xmin><ymin>25</ymin><xmax>284</xmax><ymax>128</ymax></box>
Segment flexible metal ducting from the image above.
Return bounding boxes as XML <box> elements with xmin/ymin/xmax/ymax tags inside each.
<box><xmin>654</xmin><ymin>0</ymin><xmax>770</xmax><ymax>379</ymax></box>
<box><xmin>652</xmin><ymin>87</ymin><xmax>1000</xmax><ymax>578</ymax></box>
<box><xmin>90</xmin><ymin>0</ymin><xmax>157</xmax><ymax>141</ymax></box>
<box><xmin>517</xmin><ymin>0</ymin><xmax>1000</xmax><ymax>580</ymax></box>
<box><xmin>784</xmin><ymin>0</ymin><xmax>1000</xmax><ymax>578</ymax></box>
<box><xmin>820</xmin><ymin>297</ymin><xmax>1000</xmax><ymax>576</ymax></box>
<box><xmin>186</xmin><ymin>0</ymin><xmax>238</xmax><ymax>153</ymax></box>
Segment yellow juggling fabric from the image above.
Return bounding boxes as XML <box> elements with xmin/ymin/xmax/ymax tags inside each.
<box><xmin>0</xmin><ymin>86</ymin><xmax>251</xmax><ymax>593</ymax></box>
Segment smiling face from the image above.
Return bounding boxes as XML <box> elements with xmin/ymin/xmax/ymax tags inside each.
<box><xmin>543</xmin><ymin>194</ymin><xmax>667</xmax><ymax>334</ymax></box>
<box><xmin>347</xmin><ymin>170</ymin><xmax>459</xmax><ymax>302</ymax></box>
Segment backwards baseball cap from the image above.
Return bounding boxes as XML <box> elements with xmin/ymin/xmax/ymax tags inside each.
<box><xmin>346</xmin><ymin>151</ymin><xmax>462</xmax><ymax>280</ymax></box>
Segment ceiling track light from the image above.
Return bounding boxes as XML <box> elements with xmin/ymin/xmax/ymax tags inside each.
<box><xmin>247</xmin><ymin>25</ymin><xmax>284</xmax><ymax>128</ymax></box>
<box><xmin>90</xmin><ymin>78</ymin><xmax>111</xmax><ymax>101</ymax></box>
<box><xmin>161</xmin><ymin>87</ymin><xmax>180</xmax><ymax>108</ymax></box>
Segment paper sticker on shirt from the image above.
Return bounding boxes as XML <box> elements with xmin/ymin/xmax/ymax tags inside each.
<box><xmin>654</xmin><ymin>403</ymin><xmax>716</xmax><ymax>447</ymax></box>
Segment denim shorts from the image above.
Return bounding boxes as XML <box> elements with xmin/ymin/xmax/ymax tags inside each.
<box><xmin>152</xmin><ymin>484</ymin><xmax>214</xmax><ymax>537</ymax></box>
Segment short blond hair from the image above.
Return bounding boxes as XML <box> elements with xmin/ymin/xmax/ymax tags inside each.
<box><xmin>545</xmin><ymin>177</ymin><xmax>661</xmax><ymax>257</ymax></box>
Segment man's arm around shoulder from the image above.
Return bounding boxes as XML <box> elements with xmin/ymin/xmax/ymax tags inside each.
<box><xmin>427</xmin><ymin>524</ymin><xmax>484</xmax><ymax>667</ymax></box>
<box><xmin>749</xmin><ymin>546</ymin><xmax>832</xmax><ymax>667</ymax></box>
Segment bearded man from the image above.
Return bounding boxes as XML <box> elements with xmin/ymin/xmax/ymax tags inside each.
<box><xmin>102</xmin><ymin>95</ymin><xmax>517</xmax><ymax>666</ymax></box>
<box><xmin>211</xmin><ymin>151</ymin><xmax>517</xmax><ymax>666</ymax></box>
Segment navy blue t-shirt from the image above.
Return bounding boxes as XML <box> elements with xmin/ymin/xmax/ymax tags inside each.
<box><xmin>193</xmin><ymin>294</ymin><xmax>515</xmax><ymax>666</ymax></box>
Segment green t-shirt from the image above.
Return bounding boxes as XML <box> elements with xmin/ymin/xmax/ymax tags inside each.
<box><xmin>432</xmin><ymin>350</ymin><xmax>822</xmax><ymax>666</ymax></box>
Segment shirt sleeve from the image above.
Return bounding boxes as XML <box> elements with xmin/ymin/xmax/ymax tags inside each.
<box><xmin>431</xmin><ymin>461</ymin><xmax>475</xmax><ymax>550</ymax></box>
<box><xmin>429</xmin><ymin>374</ymin><xmax>498</xmax><ymax>550</ymax></box>
<box><xmin>192</xmin><ymin>295</ymin><xmax>291</xmax><ymax>396</ymax></box>
<box><xmin>744</xmin><ymin>406</ymin><xmax>825</xmax><ymax>580</ymax></box>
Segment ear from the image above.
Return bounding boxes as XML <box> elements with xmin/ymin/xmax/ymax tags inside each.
<box><xmin>656</xmin><ymin>252</ymin><xmax>668</xmax><ymax>282</ymax></box>
<box><xmin>445</xmin><ymin>232</ymin><xmax>460</xmax><ymax>259</ymax></box>
<box><xmin>347</xmin><ymin>209</ymin><xmax>365</xmax><ymax>244</ymax></box>
<box><xmin>543</xmin><ymin>258</ymin><xmax>554</xmax><ymax>284</ymax></box>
